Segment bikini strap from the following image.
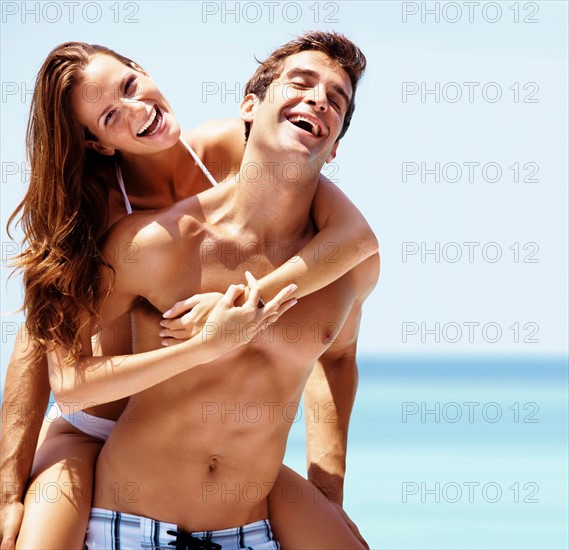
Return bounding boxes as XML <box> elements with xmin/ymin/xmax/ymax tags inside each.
<box><xmin>180</xmin><ymin>138</ymin><xmax>218</xmax><ymax>187</ymax></box>
<box><xmin>115</xmin><ymin>162</ymin><xmax>133</xmax><ymax>215</ymax></box>
<box><xmin>114</xmin><ymin>138</ymin><xmax>218</xmax><ymax>216</ymax></box>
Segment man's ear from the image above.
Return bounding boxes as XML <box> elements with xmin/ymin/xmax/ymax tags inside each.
<box><xmin>326</xmin><ymin>141</ymin><xmax>340</xmax><ymax>163</ymax></box>
<box><xmin>240</xmin><ymin>93</ymin><xmax>258</xmax><ymax>123</ymax></box>
<box><xmin>86</xmin><ymin>140</ymin><xmax>116</xmax><ymax>156</ymax></box>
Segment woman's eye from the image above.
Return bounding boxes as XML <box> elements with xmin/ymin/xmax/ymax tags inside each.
<box><xmin>105</xmin><ymin>110</ymin><xmax>116</xmax><ymax>125</ymax></box>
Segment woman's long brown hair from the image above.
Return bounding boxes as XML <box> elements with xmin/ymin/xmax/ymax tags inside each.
<box><xmin>7</xmin><ymin>42</ymin><xmax>137</xmax><ymax>363</ymax></box>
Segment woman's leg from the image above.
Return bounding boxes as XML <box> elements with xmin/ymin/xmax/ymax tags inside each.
<box><xmin>268</xmin><ymin>464</ymin><xmax>368</xmax><ymax>550</ymax></box>
<box><xmin>15</xmin><ymin>415</ymin><xmax>102</xmax><ymax>550</ymax></box>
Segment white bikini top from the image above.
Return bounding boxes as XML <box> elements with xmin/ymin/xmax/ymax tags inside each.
<box><xmin>114</xmin><ymin>138</ymin><xmax>218</xmax><ymax>215</ymax></box>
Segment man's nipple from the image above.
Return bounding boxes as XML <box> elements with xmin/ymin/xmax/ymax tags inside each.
<box><xmin>322</xmin><ymin>326</ymin><xmax>336</xmax><ymax>344</ymax></box>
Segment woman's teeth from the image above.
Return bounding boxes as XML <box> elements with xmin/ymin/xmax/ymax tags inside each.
<box><xmin>137</xmin><ymin>107</ymin><xmax>162</xmax><ymax>137</ymax></box>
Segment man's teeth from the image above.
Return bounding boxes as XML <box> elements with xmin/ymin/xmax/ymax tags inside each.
<box><xmin>137</xmin><ymin>108</ymin><xmax>157</xmax><ymax>136</ymax></box>
<box><xmin>288</xmin><ymin>115</ymin><xmax>320</xmax><ymax>136</ymax></box>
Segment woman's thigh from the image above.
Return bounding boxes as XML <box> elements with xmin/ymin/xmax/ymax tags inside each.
<box><xmin>16</xmin><ymin>416</ymin><xmax>103</xmax><ymax>550</ymax></box>
<box><xmin>268</xmin><ymin>464</ymin><xmax>367</xmax><ymax>550</ymax></box>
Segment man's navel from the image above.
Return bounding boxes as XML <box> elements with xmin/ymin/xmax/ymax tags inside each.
<box><xmin>208</xmin><ymin>455</ymin><xmax>220</xmax><ymax>472</ymax></box>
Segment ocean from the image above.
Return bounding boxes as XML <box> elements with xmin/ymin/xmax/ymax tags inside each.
<box><xmin>1</xmin><ymin>354</ymin><xmax>566</xmax><ymax>548</ymax></box>
<box><xmin>283</xmin><ymin>355</ymin><xmax>569</xmax><ymax>550</ymax></box>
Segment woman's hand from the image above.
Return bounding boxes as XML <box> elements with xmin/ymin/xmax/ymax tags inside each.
<box><xmin>160</xmin><ymin>292</ymin><xmax>224</xmax><ymax>346</ymax></box>
<box><xmin>197</xmin><ymin>271</ymin><xmax>297</xmax><ymax>355</ymax></box>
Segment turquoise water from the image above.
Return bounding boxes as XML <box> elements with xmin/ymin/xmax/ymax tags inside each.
<box><xmin>284</xmin><ymin>355</ymin><xmax>568</xmax><ymax>550</ymax></box>
<box><xmin>1</xmin><ymin>355</ymin><xmax>566</xmax><ymax>548</ymax></box>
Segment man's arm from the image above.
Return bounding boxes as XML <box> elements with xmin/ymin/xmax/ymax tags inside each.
<box><xmin>0</xmin><ymin>331</ymin><xmax>50</xmax><ymax>549</ymax></box>
<box><xmin>304</xmin><ymin>253</ymin><xmax>380</xmax><ymax>504</ymax></box>
<box><xmin>304</xmin><ymin>349</ymin><xmax>357</xmax><ymax>505</ymax></box>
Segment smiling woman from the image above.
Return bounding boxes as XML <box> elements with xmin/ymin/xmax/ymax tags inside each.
<box><xmin>10</xmin><ymin>44</ymin><xmax>140</xmax><ymax>363</ymax></box>
<box><xmin>73</xmin><ymin>53</ymin><xmax>180</xmax><ymax>156</ymax></box>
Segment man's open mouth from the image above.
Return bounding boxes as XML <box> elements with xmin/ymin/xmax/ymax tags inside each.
<box><xmin>137</xmin><ymin>106</ymin><xmax>163</xmax><ymax>137</ymax></box>
<box><xmin>286</xmin><ymin>114</ymin><xmax>322</xmax><ymax>137</ymax></box>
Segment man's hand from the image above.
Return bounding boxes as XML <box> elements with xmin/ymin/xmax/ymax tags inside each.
<box><xmin>0</xmin><ymin>500</ymin><xmax>24</xmax><ymax>550</ymax></box>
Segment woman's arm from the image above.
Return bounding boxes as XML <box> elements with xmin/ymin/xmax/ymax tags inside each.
<box><xmin>257</xmin><ymin>176</ymin><xmax>378</xmax><ymax>301</ymax></box>
<box><xmin>48</xmin><ymin>275</ymin><xmax>296</xmax><ymax>410</ymax></box>
<box><xmin>164</xmin><ymin>120</ymin><xmax>377</xmax><ymax>340</ymax></box>
<box><xmin>161</xmin><ymin>176</ymin><xmax>378</xmax><ymax>336</ymax></box>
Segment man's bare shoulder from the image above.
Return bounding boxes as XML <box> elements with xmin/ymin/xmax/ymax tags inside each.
<box><xmin>319</xmin><ymin>254</ymin><xmax>380</xmax><ymax>360</ymax></box>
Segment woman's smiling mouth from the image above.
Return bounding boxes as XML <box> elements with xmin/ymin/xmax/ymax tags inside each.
<box><xmin>137</xmin><ymin>106</ymin><xmax>163</xmax><ymax>137</ymax></box>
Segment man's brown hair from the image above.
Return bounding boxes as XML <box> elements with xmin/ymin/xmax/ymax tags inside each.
<box><xmin>244</xmin><ymin>31</ymin><xmax>366</xmax><ymax>141</ymax></box>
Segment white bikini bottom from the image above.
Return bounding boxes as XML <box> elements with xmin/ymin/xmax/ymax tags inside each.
<box><xmin>46</xmin><ymin>402</ymin><xmax>116</xmax><ymax>441</ymax></box>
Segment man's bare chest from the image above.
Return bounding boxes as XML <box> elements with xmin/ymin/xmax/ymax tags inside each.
<box><xmin>141</xmin><ymin>236</ymin><xmax>356</xmax><ymax>361</ymax></box>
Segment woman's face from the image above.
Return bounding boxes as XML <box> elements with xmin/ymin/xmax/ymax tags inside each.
<box><xmin>72</xmin><ymin>54</ymin><xmax>180</xmax><ymax>157</ymax></box>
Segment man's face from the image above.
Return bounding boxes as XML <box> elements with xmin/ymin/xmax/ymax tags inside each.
<box><xmin>243</xmin><ymin>50</ymin><xmax>353</xmax><ymax>167</ymax></box>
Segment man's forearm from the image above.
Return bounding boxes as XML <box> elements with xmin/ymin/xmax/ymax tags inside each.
<box><xmin>1</xmin><ymin>331</ymin><xmax>50</xmax><ymax>505</ymax></box>
<box><xmin>303</xmin><ymin>355</ymin><xmax>358</xmax><ymax>505</ymax></box>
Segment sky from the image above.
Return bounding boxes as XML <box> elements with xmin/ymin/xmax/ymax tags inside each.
<box><xmin>1</xmin><ymin>0</ymin><xmax>568</xmax><ymax>373</ymax></box>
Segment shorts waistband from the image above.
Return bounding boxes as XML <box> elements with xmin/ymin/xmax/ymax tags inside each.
<box><xmin>85</xmin><ymin>507</ymin><xmax>279</xmax><ymax>549</ymax></box>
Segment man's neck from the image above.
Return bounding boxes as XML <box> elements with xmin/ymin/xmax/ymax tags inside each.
<box><xmin>227</xmin><ymin>146</ymin><xmax>320</xmax><ymax>244</ymax></box>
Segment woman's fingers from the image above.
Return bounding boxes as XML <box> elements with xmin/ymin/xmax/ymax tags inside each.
<box><xmin>244</xmin><ymin>271</ymin><xmax>262</xmax><ymax>308</ymax></box>
<box><xmin>159</xmin><ymin>325</ymin><xmax>188</xmax><ymax>339</ymax></box>
<box><xmin>271</xmin><ymin>297</ymin><xmax>298</xmax><ymax>319</ymax></box>
<box><xmin>161</xmin><ymin>292</ymin><xmax>225</xmax><ymax>337</ymax></box>
<box><xmin>220</xmin><ymin>284</ymin><xmax>246</xmax><ymax>306</ymax></box>
<box><xmin>262</xmin><ymin>284</ymin><xmax>298</xmax><ymax>316</ymax></box>
<box><xmin>161</xmin><ymin>308</ymin><xmax>201</xmax><ymax>331</ymax></box>
<box><xmin>166</xmin><ymin>279</ymin><xmax>299</xmax><ymax>349</ymax></box>
<box><xmin>254</xmin><ymin>299</ymin><xmax>296</xmax><ymax>335</ymax></box>
<box><xmin>162</xmin><ymin>295</ymin><xmax>202</xmax><ymax>318</ymax></box>
<box><xmin>161</xmin><ymin>336</ymin><xmax>187</xmax><ymax>347</ymax></box>
<box><xmin>160</xmin><ymin>317</ymin><xmax>187</xmax><ymax>331</ymax></box>
<box><xmin>161</xmin><ymin>329</ymin><xmax>201</xmax><ymax>346</ymax></box>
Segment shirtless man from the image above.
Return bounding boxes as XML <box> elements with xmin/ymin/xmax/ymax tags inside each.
<box><xmin>49</xmin><ymin>31</ymin><xmax>379</xmax><ymax>548</ymax></box>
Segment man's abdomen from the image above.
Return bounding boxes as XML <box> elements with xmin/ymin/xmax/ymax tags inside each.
<box><xmin>93</xmin><ymin>361</ymin><xmax>295</xmax><ymax>531</ymax></box>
